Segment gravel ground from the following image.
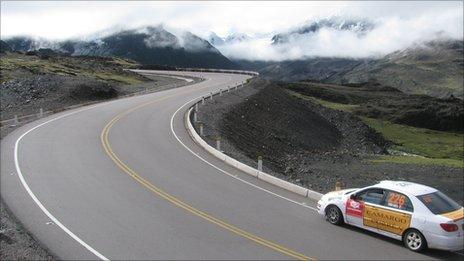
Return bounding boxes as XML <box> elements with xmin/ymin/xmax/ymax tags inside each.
<box><xmin>194</xmin><ymin>78</ymin><xmax>464</xmax><ymax>205</ymax></box>
<box><xmin>0</xmin><ymin>73</ymin><xmax>200</xmax><ymax>260</ymax></box>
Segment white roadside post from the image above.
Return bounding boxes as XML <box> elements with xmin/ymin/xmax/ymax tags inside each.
<box><xmin>216</xmin><ymin>136</ymin><xmax>221</xmax><ymax>151</ymax></box>
<box><xmin>38</xmin><ymin>108</ymin><xmax>43</xmax><ymax>118</ymax></box>
<box><xmin>219</xmin><ymin>89</ymin><xmax>222</xmax><ymax>96</ymax></box>
<box><xmin>193</xmin><ymin>110</ymin><xmax>198</xmax><ymax>123</ymax></box>
<box><xmin>13</xmin><ymin>115</ymin><xmax>18</xmax><ymax>125</ymax></box>
<box><xmin>257</xmin><ymin>156</ymin><xmax>263</xmax><ymax>171</ymax></box>
<box><xmin>210</xmin><ymin>92</ymin><xmax>213</xmax><ymax>100</ymax></box>
<box><xmin>202</xmin><ymin>97</ymin><xmax>205</xmax><ymax>105</ymax></box>
<box><xmin>199</xmin><ymin>123</ymin><xmax>204</xmax><ymax>136</ymax></box>
<box><xmin>195</xmin><ymin>103</ymin><xmax>199</xmax><ymax>111</ymax></box>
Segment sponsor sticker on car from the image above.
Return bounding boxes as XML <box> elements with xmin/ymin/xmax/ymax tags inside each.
<box><xmin>346</xmin><ymin>199</ymin><xmax>364</xmax><ymax>218</ymax></box>
<box><xmin>364</xmin><ymin>205</ymin><xmax>411</xmax><ymax>235</ymax></box>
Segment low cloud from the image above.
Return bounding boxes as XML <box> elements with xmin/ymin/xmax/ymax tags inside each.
<box><xmin>216</xmin><ymin>12</ymin><xmax>463</xmax><ymax>61</ymax></box>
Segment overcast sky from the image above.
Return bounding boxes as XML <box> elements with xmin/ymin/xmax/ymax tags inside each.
<box><xmin>1</xmin><ymin>1</ymin><xmax>462</xmax><ymax>60</ymax></box>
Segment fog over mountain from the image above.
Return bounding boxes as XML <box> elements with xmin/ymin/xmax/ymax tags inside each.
<box><xmin>211</xmin><ymin>14</ymin><xmax>463</xmax><ymax>61</ymax></box>
<box><xmin>3</xmin><ymin>26</ymin><xmax>236</xmax><ymax>69</ymax></box>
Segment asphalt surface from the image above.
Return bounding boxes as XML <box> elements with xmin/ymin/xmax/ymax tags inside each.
<box><xmin>1</xmin><ymin>71</ymin><xmax>461</xmax><ymax>260</ymax></box>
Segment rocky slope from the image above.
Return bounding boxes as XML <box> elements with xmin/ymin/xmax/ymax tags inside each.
<box><xmin>0</xmin><ymin>50</ymin><xmax>191</xmax><ymax>120</ymax></box>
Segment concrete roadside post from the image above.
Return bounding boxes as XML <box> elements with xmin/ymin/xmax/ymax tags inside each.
<box><xmin>219</xmin><ymin>89</ymin><xmax>222</xmax><ymax>96</ymax></box>
<box><xmin>216</xmin><ymin>136</ymin><xmax>221</xmax><ymax>151</ymax></box>
<box><xmin>199</xmin><ymin>122</ymin><xmax>204</xmax><ymax>136</ymax></box>
<box><xmin>195</xmin><ymin>102</ymin><xmax>199</xmax><ymax>112</ymax></box>
<box><xmin>202</xmin><ymin>97</ymin><xmax>205</xmax><ymax>105</ymax></box>
<box><xmin>38</xmin><ymin>108</ymin><xmax>43</xmax><ymax>118</ymax></box>
<box><xmin>227</xmin><ymin>86</ymin><xmax>230</xmax><ymax>93</ymax></box>
<box><xmin>210</xmin><ymin>92</ymin><xmax>213</xmax><ymax>100</ymax></box>
<box><xmin>13</xmin><ymin>115</ymin><xmax>18</xmax><ymax>125</ymax></box>
<box><xmin>193</xmin><ymin>110</ymin><xmax>198</xmax><ymax>123</ymax></box>
<box><xmin>257</xmin><ymin>156</ymin><xmax>263</xmax><ymax>171</ymax></box>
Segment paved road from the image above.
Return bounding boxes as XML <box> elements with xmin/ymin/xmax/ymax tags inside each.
<box><xmin>1</xmin><ymin>71</ymin><xmax>461</xmax><ymax>260</ymax></box>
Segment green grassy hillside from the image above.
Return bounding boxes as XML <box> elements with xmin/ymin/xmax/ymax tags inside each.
<box><xmin>1</xmin><ymin>52</ymin><xmax>146</xmax><ymax>85</ymax></box>
<box><xmin>286</xmin><ymin>82</ymin><xmax>463</xmax><ymax>168</ymax></box>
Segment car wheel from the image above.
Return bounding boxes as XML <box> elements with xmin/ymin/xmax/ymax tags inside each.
<box><xmin>403</xmin><ymin>229</ymin><xmax>427</xmax><ymax>252</ymax></box>
<box><xmin>326</xmin><ymin>205</ymin><xmax>344</xmax><ymax>225</ymax></box>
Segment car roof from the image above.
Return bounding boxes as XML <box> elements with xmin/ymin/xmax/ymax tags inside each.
<box><xmin>375</xmin><ymin>180</ymin><xmax>437</xmax><ymax>196</ymax></box>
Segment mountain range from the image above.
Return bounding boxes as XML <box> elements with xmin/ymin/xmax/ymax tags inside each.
<box><xmin>3</xmin><ymin>26</ymin><xmax>236</xmax><ymax>69</ymax></box>
<box><xmin>3</xmin><ymin>18</ymin><xmax>463</xmax><ymax>98</ymax></box>
<box><xmin>271</xmin><ymin>17</ymin><xmax>374</xmax><ymax>45</ymax></box>
<box><xmin>236</xmin><ymin>39</ymin><xmax>463</xmax><ymax>98</ymax></box>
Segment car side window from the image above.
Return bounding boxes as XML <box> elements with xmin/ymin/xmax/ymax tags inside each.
<box><xmin>384</xmin><ymin>190</ymin><xmax>414</xmax><ymax>212</ymax></box>
<box><xmin>356</xmin><ymin>188</ymin><xmax>386</xmax><ymax>205</ymax></box>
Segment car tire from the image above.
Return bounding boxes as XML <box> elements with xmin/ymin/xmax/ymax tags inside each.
<box><xmin>403</xmin><ymin>229</ymin><xmax>427</xmax><ymax>252</ymax></box>
<box><xmin>326</xmin><ymin>205</ymin><xmax>344</xmax><ymax>225</ymax></box>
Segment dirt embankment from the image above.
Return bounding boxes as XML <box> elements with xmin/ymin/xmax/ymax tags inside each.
<box><xmin>196</xmin><ymin>78</ymin><xmax>463</xmax><ymax>204</ymax></box>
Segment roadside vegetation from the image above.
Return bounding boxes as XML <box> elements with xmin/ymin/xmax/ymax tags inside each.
<box><xmin>0</xmin><ymin>51</ymin><xmax>146</xmax><ymax>85</ymax></box>
<box><xmin>286</xmin><ymin>82</ymin><xmax>463</xmax><ymax>168</ymax></box>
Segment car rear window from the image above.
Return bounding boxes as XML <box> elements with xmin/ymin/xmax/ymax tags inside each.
<box><xmin>417</xmin><ymin>191</ymin><xmax>461</xmax><ymax>215</ymax></box>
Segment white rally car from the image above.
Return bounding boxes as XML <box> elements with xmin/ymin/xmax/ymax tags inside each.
<box><xmin>317</xmin><ymin>180</ymin><xmax>464</xmax><ymax>252</ymax></box>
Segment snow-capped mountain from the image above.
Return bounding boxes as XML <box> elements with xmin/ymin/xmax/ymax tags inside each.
<box><xmin>271</xmin><ymin>17</ymin><xmax>374</xmax><ymax>44</ymax></box>
<box><xmin>207</xmin><ymin>32</ymin><xmax>225</xmax><ymax>46</ymax></box>
<box><xmin>208</xmin><ymin>32</ymin><xmax>252</xmax><ymax>47</ymax></box>
<box><xmin>224</xmin><ymin>33</ymin><xmax>251</xmax><ymax>44</ymax></box>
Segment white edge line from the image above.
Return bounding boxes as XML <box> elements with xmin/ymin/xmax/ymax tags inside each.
<box><xmin>169</xmin><ymin>79</ymin><xmax>318</xmax><ymax>212</ymax></box>
<box><xmin>9</xmin><ymin>73</ymin><xmax>229</xmax><ymax>260</ymax></box>
<box><xmin>13</xmin><ymin>104</ymin><xmax>110</xmax><ymax>261</ymax></box>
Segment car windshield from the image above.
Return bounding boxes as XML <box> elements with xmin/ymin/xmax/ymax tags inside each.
<box><xmin>417</xmin><ymin>191</ymin><xmax>461</xmax><ymax>215</ymax></box>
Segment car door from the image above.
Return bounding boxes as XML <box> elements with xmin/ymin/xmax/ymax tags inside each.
<box><xmin>346</xmin><ymin>188</ymin><xmax>386</xmax><ymax>229</ymax></box>
<box><xmin>370</xmin><ymin>190</ymin><xmax>413</xmax><ymax>237</ymax></box>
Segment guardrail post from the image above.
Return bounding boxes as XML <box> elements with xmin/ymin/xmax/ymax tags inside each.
<box><xmin>210</xmin><ymin>92</ymin><xmax>213</xmax><ymax>100</ymax></box>
<box><xmin>199</xmin><ymin>123</ymin><xmax>204</xmax><ymax>136</ymax></box>
<box><xmin>38</xmin><ymin>108</ymin><xmax>43</xmax><ymax>118</ymax></box>
<box><xmin>13</xmin><ymin>115</ymin><xmax>18</xmax><ymax>125</ymax></box>
<box><xmin>257</xmin><ymin>156</ymin><xmax>263</xmax><ymax>171</ymax></box>
<box><xmin>219</xmin><ymin>89</ymin><xmax>222</xmax><ymax>96</ymax></box>
<box><xmin>202</xmin><ymin>97</ymin><xmax>205</xmax><ymax>105</ymax></box>
<box><xmin>216</xmin><ymin>136</ymin><xmax>221</xmax><ymax>151</ymax></box>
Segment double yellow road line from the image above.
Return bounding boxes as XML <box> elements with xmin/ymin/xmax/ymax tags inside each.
<box><xmin>100</xmin><ymin>90</ymin><xmax>313</xmax><ymax>260</ymax></box>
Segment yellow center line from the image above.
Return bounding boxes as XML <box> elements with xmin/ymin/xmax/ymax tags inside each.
<box><xmin>100</xmin><ymin>84</ymin><xmax>314</xmax><ymax>260</ymax></box>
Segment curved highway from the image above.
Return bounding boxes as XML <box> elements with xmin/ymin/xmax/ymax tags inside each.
<box><xmin>1</xmin><ymin>71</ymin><xmax>460</xmax><ymax>260</ymax></box>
